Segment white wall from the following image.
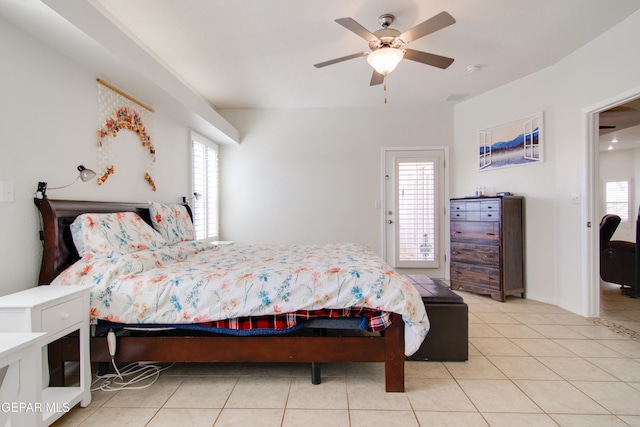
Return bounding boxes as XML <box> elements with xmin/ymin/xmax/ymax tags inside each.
<box><xmin>0</xmin><ymin>16</ymin><xmax>191</xmax><ymax>296</ymax></box>
<box><xmin>599</xmin><ymin>148</ymin><xmax>637</xmax><ymax>242</ymax></box>
<box><xmin>1</xmin><ymin>12</ymin><xmax>454</xmax><ymax>297</ymax></box>
<box><xmin>5</xmin><ymin>5</ymin><xmax>640</xmax><ymax>318</ymax></box>
<box><xmin>218</xmin><ymin>107</ymin><xmax>453</xmax><ymax>255</ymax></box>
<box><xmin>453</xmin><ymin>10</ymin><xmax>640</xmax><ymax>314</ymax></box>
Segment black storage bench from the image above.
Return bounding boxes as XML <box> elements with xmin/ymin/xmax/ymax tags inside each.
<box><xmin>406</xmin><ymin>275</ymin><xmax>468</xmax><ymax>361</ymax></box>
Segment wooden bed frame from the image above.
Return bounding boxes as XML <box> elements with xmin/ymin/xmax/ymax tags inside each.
<box><xmin>34</xmin><ymin>197</ymin><xmax>405</xmax><ymax>392</ymax></box>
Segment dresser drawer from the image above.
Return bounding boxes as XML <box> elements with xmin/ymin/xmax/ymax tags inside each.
<box><xmin>40</xmin><ymin>297</ymin><xmax>83</xmax><ymax>334</ymax></box>
<box><xmin>481</xmin><ymin>200</ymin><xmax>500</xmax><ymax>212</ymax></box>
<box><xmin>451</xmin><ymin>242</ymin><xmax>499</xmax><ymax>267</ymax></box>
<box><xmin>450</xmin><ymin>263</ymin><xmax>500</xmax><ymax>290</ymax></box>
<box><xmin>450</xmin><ymin>201</ymin><xmax>468</xmax><ymax>213</ymax></box>
<box><xmin>480</xmin><ymin>210</ymin><xmax>499</xmax><ymax>221</ymax></box>
<box><xmin>450</xmin><ymin>210</ymin><xmax>481</xmax><ymax>221</ymax></box>
<box><xmin>451</xmin><ymin>221</ymin><xmax>499</xmax><ymax>241</ymax></box>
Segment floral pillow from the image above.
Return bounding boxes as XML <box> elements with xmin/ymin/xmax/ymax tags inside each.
<box><xmin>149</xmin><ymin>201</ymin><xmax>195</xmax><ymax>245</ymax></box>
<box><xmin>70</xmin><ymin>212</ymin><xmax>166</xmax><ymax>258</ymax></box>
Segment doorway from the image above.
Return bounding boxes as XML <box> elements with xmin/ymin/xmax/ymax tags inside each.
<box><xmin>585</xmin><ymin>87</ymin><xmax>640</xmax><ymax>317</ymax></box>
<box><xmin>382</xmin><ymin>147</ymin><xmax>449</xmax><ymax>279</ymax></box>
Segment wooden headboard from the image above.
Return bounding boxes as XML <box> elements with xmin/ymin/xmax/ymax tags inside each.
<box><xmin>34</xmin><ymin>198</ymin><xmax>192</xmax><ymax>285</ymax></box>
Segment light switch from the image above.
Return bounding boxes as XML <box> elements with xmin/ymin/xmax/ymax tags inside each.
<box><xmin>571</xmin><ymin>192</ymin><xmax>581</xmax><ymax>204</ymax></box>
<box><xmin>0</xmin><ymin>181</ymin><xmax>14</xmax><ymax>203</ymax></box>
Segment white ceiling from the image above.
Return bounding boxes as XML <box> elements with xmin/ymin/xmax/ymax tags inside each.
<box><xmin>599</xmin><ymin>122</ymin><xmax>640</xmax><ymax>152</ymax></box>
<box><xmin>599</xmin><ymin>99</ymin><xmax>640</xmax><ymax>152</ymax></box>
<box><xmin>82</xmin><ymin>0</ymin><xmax>640</xmax><ymax>109</ymax></box>
<box><xmin>2</xmin><ymin>0</ymin><xmax>640</xmax><ymax>145</ymax></box>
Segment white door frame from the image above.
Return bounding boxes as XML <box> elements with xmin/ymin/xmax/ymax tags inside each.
<box><xmin>381</xmin><ymin>146</ymin><xmax>450</xmax><ymax>279</ymax></box>
<box><xmin>583</xmin><ymin>85</ymin><xmax>640</xmax><ymax>317</ymax></box>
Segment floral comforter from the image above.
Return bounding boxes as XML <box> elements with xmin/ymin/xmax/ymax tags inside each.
<box><xmin>51</xmin><ymin>242</ymin><xmax>429</xmax><ymax>355</ymax></box>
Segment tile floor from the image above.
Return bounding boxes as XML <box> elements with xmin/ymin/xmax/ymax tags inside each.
<box><xmin>53</xmin><ymin>281</ymin><xmax>640</xmax><ymax>427</ymax></box>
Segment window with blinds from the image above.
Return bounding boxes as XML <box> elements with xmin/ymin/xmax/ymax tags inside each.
<box><xmin>192</xmin><ymin>133</ymin><xmax>219</xmax><ymax>240</ymax></box>
<box><xmin>397</xmin><ymin>161</ymin><xmax>437</xmax><ymax>263</ymax></box>
<box><xmin>605</xmin><ymin>180</ymin><xmax>630</xmax><ymax>222</ymax></box>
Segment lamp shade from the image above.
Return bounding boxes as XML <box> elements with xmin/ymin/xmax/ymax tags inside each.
<box><xmin>367</xmin><ymin>48</ymin><xmax>404</xmax><ymax>75</ymax></box>
<box><xmin>78</xmin><ymin>165</ymin><xmax>96</xmax><ymax>182</ymax></box>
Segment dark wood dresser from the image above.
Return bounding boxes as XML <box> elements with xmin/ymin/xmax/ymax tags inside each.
<box><xmin>449</xmin><ymin>196</ymin><xmax>524</xmax><ymax>302</ymax></box>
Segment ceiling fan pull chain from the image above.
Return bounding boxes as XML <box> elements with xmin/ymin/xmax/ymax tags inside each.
<box><xmin>383</xmin><ymin>76</ymin><xmax>387</xmax><ymax>104</ymax></box>
<box><xmin>384</xmin><ymin>80</ymin><xmax>388</xmax><ymax>104</ymax></box>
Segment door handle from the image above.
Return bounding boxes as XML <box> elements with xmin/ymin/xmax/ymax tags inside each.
<box><xmin>388</xmin><ymin>220</ymin><xmax>393</xmax><ymax>224</ymax></box>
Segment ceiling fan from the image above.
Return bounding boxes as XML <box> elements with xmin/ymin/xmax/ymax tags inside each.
<box><xmin>314</xmin><ymin>11</ymin><xmax>456</xmax><ymax>86</ymax></box>
<box><xmin>599</xmin><ymin>106</ymin><xmax>640</xmax><ymax>133</ymax></box>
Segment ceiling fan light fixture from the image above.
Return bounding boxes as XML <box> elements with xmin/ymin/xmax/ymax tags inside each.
<box><xmin>367</xmin><ymin>47</ymin><xmax>404</xmax><ymax>75</ymax></box>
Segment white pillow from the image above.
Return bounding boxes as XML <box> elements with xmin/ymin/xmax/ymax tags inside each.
<box><xmin>70</xmin><ymin>212</ymin><xmax>166</xmax><ymax>258</ymax></box>
<box><xmin>149</xmin><ymin>201</ymin><xmax>195</xmax><ymax>245</ymax></box>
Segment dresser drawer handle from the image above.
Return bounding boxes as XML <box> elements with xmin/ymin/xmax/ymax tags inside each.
<box><xmin>455</xmin><ymin>231</ymin><xmax>462</xmax><ymax>234</ymax></box>
<box><xmin>453</xmin><ymin>270</ymin><xmax>462</xmax><ymax>275</ymax></box>
<box><xmin>484</xmin><ymin>254</ymin><xmax>496</xmax><ymax>259</ymax></box>
<box><xmin>60</xmin><ymin>312</ymin><xmax>70</xmax><ymax>320</ymax></box>
<box><xmin>486</xmin><ymin>233</ymin><xmax>495</xmax><ymax>236</ymax></box>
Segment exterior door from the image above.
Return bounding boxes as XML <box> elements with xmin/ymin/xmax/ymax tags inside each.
<box><xmin>384</xmin><ymin>149</ymin><xmax>446</xmax><ymax>277</ymax></box>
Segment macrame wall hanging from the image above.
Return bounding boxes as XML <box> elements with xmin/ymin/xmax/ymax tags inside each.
<box><xmin>96</xmin><ymin>78</ymin><xmax>157</xmax><ymax>191</ymax></box>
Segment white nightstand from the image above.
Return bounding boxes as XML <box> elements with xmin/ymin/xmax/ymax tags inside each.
<box><xmin>0</xmin><ymin>332</ymin><xmax>44</xmax><ymax>427</ymax></box>
<box><xmin>0</xmin><ymin>286</ymin><xmax>92</xmax><ymax>426</ymax></box>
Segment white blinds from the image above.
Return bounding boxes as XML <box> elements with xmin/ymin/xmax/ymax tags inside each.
<box><xmin>397</xmin><ymin>161</ymin><xmax>436</xmax><ymax>262</ymax></box>
<box><xmin>192</xmin><ymin>137</ymin><xmax>219</xmax><ymax>239</ymax></box>
<box><xmin>605</xmin><ymin>180</ymin><xmax>630</xmax><ymax>222</ymax></box>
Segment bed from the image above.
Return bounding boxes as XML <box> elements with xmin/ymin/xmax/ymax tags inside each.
<box><xmin>35</xmin><ymin>197</ymin><xmax>429</xmax><ymax>392</ymax></box>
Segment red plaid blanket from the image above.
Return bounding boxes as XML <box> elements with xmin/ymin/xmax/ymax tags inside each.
<box><xmin>196</xmin><ymin>307</ymin><xmax>394</xmax><ymax>332</ymax></box>
<box><xmin>99</xmin><ymin>308</ymin><xmax>395</xmax><ymax>334</ymax></box>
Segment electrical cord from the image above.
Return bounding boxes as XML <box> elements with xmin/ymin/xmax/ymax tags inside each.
<box><xmin>91</xmin><ymin>360</ymin><xmax>174</xmax><ymax>392</ymax></box>
<box><xmin>91</xmin><ymin>330</ymin><xmax>174</xmax><ymax>391</ymax></box>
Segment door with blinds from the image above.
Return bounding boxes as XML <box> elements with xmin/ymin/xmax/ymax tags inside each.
<box><xmin>384</xmin><ymin>149</ymin><xmax>446</xmax><ymax>275</ymax></box>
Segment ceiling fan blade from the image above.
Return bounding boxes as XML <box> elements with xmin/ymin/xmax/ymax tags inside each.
<box><xmin>404</xmin><ymin>48</ymin><xmax>454</xmax><ymax>69</ymax></box>
<box><xmin>335</xmin><ymin>17</ymin><xmax>378</xmax><ymax>41</ymax></box>
<box><xmin>314</xmin><ymin>52</ymin><xmax>368</xmax><ymax>68</ymax></box>
<box><xmin>399</xmin><ymin>11</ymin><xmax>456</xmax><ymax>43</ymax></box>
<box><xmin>370</xmin><ymin>70</ymin><xmax>384</xmax><ymax>86</ymax></box>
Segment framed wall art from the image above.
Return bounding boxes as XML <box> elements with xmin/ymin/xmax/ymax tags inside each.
<box><xmin>478</xmin><ymin>112</ymin><xmax>543</xmax><ymax>171</ymax></box>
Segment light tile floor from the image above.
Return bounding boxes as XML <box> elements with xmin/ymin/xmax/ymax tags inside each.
<box><xmin>53</xmin><ymin>281</ymin><xmax>640</xmax><ymax>426</ymax></box>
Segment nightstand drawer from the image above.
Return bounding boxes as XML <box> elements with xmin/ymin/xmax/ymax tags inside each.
<box><xmin>41</xmin><ymin>297</ymin><xmax>83</xmax><ymax>334</ymax></box>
